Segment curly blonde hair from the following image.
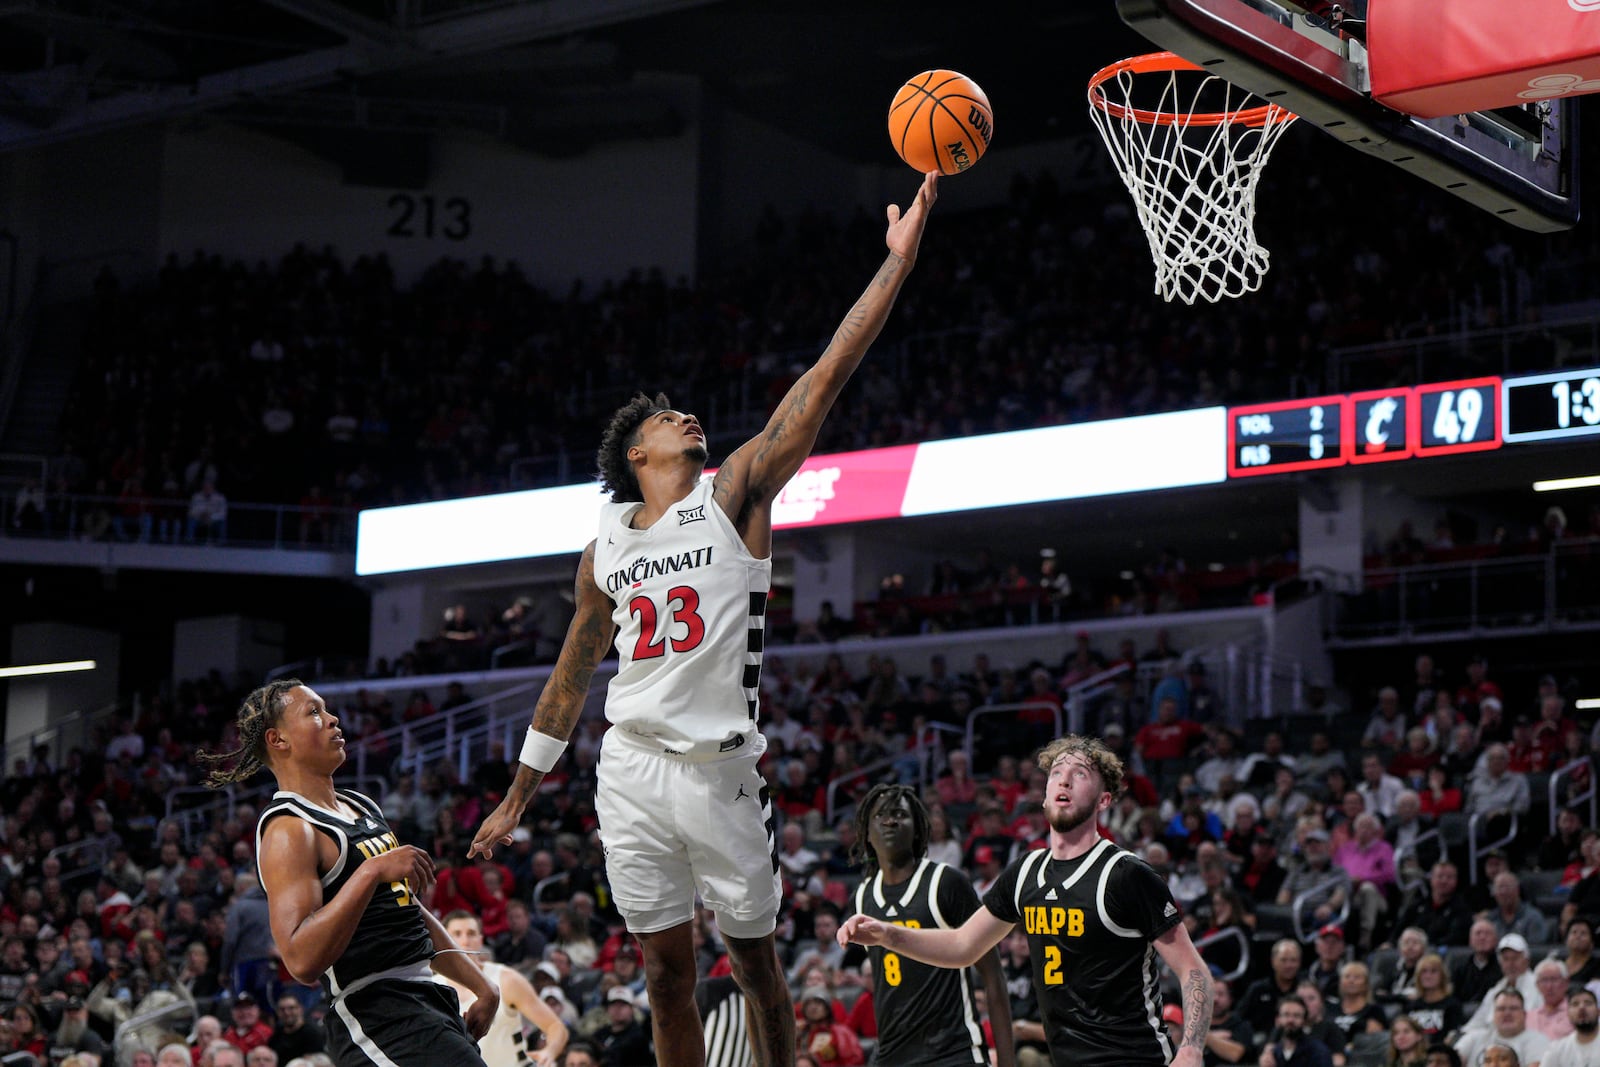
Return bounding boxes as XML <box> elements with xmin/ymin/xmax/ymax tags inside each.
<box><xmin>1036</xmin><ymin>734</ymin><xmax>1125</xmax><ymax>800</ymax></box>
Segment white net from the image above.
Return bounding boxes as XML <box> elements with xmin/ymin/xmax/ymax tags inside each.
<box><xmin>1088</xmin><ymin>55</ymin><xmax>1297</xmax><ymax>305</ymax></box>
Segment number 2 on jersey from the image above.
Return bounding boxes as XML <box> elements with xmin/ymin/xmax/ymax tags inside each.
<box><xmin>1043</xmin><ymin>945</ymin><xmax>1063</xmax><ymax>985</ymax></box>
<box><xmin>629</xmin><ymin>585</ymin><xmax>706</xmax><ymax>660</ymax></box>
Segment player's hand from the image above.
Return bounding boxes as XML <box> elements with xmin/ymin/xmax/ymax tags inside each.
<box><xmin>837</xmin><ymin>914</ymin><xmax>892</xmax><ymax>948</ymax></box>
<box><xmin>530</xmin><ymin>1050</ymin><xmax>558</xmax><ymax>1067</ymax></box>
<box><xmin>469</xmin><ymin>795</ymin><xmax>527</xmax><ymax>860</ymax></box>
<box><xmin>885</xmin><ymin>170</ymin><xmax>938</xmax><ymax>264</ymax></box>
<box><xmin>368</xmin><ymin>845</ymin><xmax>436</xmax><ymax>897</ymax></box>
<box><xmin>1171</xmin><ymin>1047</ymin><xmax>1204</xmax><ymax>1067</ymax></box>
<box><xmin>462</xmin><ymin>985</ymin><xmax>499</xmax><ymax>1040</ymax></box>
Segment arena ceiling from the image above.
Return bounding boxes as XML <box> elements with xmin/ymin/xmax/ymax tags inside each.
<box><xmin>0</xmin><ymin>0</ymin><xmax>1147</xmax><ymax>162</ymax></box>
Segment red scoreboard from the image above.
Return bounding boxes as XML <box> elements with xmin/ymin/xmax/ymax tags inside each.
<box><xmin>1229</xmin><ymin>377</ymin><xmax>1503</xmax><ymax>478</ymax></box>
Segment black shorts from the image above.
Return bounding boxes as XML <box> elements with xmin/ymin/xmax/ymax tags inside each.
<box><xmin>325</xmin><ymin>978</ymin><xmax>486</xmax><ymax>1067</ymax></box>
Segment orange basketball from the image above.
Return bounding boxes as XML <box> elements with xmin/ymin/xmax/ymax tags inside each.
<box><xmin>888</xmin><ymin>70</ymin><xmax>993</xmax><ymax>175</ymax></box>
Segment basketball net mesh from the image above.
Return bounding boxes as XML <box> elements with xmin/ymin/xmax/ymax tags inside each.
<box><xmin>1088</xmin><ymin>60</ymin><xmax>1296</xmax><ymax>305</ymax></box>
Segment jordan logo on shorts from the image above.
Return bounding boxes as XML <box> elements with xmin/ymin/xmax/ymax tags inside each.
<box><xmin>734</xmin><ymin>783</ymin><xmax>750</xmax><ymax>802</ymax></box>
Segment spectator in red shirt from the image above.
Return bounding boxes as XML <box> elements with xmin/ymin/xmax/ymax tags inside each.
<box><xmin>775</xmin><ymin>758</ymin><xmax>826</xmax><ymax>834</ymax></box>
<box><xmin>988</xmin><ymin>754</ymin><xmax>1028</xmax><ymax>814</ymax></box>
<box><xmin>1508</xmin><ymin>718</ymin><xmax>1550</xmax><ymax>774</ymax></box>
<box><xmin>1533</xmin><ymin>694</ymin><xmax>1579</xmax><ymax>762</ymax></box>
<box><xmin>456</xmin><ymin>854</ymin><xmax>514</xmax><ymax>910</ymax></box>
<box><xmin>1561</xmin><ymin>830</ymin><xmax>1600</xmax><ymax>889</ymax></box>
<box><xmin>221</xmin><ymin>993</ymin><xmax>273</xmax><ymax>1054</ymax></box>
<box><xmin>1418</xmin><ymin>766</ymin><xmax>1462</xmax><ymax>817</ymax></box>
<box><xmin>1388</xmin><ymin>728</ymin><xmax>1440</xmax><ymax>787</ymax></box>
<box><xmin>796</xmin><ymin>985</ymin><xmax>865</xmax><ymax>1066</ymax></box>
<box><xmin>1019</xmin><ymin>667</ymin><xmax>1062</xmax><ymax>730</ymax></box>
<box><xmin>935</xmin><ymin>748</ymin><xmax>979</xmax><ymax>808</ymax></box>
<box><xmin>1455</xmin><ymin>654</ymin><xmax>1503</xmax><ymax>721</ymax></box>
<box><xmin>1135</xmin><ymin>697</ymin><xmax>1205</xmax><ymax>763</ymax></box>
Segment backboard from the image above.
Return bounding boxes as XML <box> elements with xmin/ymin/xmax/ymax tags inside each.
<box><xmin>1117</xmin><ymin>0</ymin><xmax>1581</xmax><ymax>231</ymax></box>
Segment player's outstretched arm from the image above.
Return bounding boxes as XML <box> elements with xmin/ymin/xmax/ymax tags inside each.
<box><xmin>1154</xmin><ymin>922</ymin><xmax>1213</xmax><ymax>1067</ymax></box>
<box><xmin>711</xmin><ymin>171</ymin><xmax>938</xmax><ymax>551</ymax></box>
<box><xmin>471</xmin><ymin>541</ymin><xmax>614</xmax><ymax>859</ymax></box>
<box><xmin>837</xmin><ymin>905</ymin><xmax>1011</xmax><ymax>970</ymax></box>
<box><xmin>421</xmin><ymin>906</ymin><xmax>500</xmax><ymax>1039</ymax></box>
<box><xmin>975</xmin><ymin>946</ymin><xmax>1017</xmax><ymax>1067</ymax></box>
<box><xmin>497</xmin><ymin>963</ymin><xmax>569</xmax><ymax>1066</ymax></box>
<box><xmin>260</xmin><ymin>817</ymin><xmax>435</xmax><ymax>984</ymax></box>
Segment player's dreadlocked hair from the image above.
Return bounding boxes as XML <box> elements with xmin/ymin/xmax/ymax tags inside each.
<box><xmin>196</xmin><ymin>678</ymin><xmax>303</xmax><ymax>788</ymax></box>
<box><xmin>849</xmin><ymin>783</ymin><xmax>930</xmax><ymax>876</ymax></box>
<box><xmin>596</xmin><ymin>392</ymin><xmax>671</xmax><ymax>503</ymax></box>
<box><xmin>1036</xmin><ymin>734</ymin><xmax>1125</xmax><ymax>800</ymax></box>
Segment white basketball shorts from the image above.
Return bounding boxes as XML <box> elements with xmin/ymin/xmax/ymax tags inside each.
<box><xmin>595</xmin><ymin>727</ymin><xmax>781</xmax><ymax>939</ymax></box>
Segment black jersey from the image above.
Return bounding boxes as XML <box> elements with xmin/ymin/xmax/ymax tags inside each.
<box><xmin>984</xmin><ymin>839</ymin><xmax>1182</xmax><ymax>1067</ymax></box>
<box><xmin>256</xmin><ymin>788</ymin><xmax>434</xmax><ymax>999</ymax></box>
<box><xmin>852</xmin><ymin>857</ymin><xmax>987</xmax><ymax>1067</ymax></box>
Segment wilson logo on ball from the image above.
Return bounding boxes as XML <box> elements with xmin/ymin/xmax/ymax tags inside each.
<box><xmin>888</xmin><ymin>69</ymin><xmax>994</xmax><ymax>175</ymax></box>
<box><xmin>968</xmin><ymin>107</ymin><xmax>994</xmax><ymax>145</ymax></box>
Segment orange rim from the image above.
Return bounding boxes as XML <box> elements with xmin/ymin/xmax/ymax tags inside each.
<box><xmin>1087</xmin><ymin>51</ymin><xmax>1295</xmax><ymax>129</ymax></box>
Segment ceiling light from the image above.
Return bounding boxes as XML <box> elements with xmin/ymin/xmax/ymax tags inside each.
<box><xmin>0</xmin><ymin>660</ymin><xmax>97</xmax><ymax>679</ymax></box>
<box><xmin>1577</xmin><ymin>698</ymin><xmax>1600</xmax><ymax>711</ymax></box>
<box><xmin>1533</xmin><ymin>474</ymin><xmax>1600</xmax><ymax>492</ymax></box>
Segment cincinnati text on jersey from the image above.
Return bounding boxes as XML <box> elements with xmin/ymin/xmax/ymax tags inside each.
<box><xmin>604</xmin><ymin>546</ymin><xmax>716</xmax><ymax>595</ymax></box>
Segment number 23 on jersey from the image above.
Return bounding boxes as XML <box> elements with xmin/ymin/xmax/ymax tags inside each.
<box><xmin>628</xmin><ymin>585</ymin><xmax>707</xmax><ymax>660</ymax></box>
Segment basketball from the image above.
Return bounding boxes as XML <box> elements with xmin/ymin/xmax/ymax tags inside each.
<box><xmin>888</xmin><ymin>70</ymin><xmax>993</xmax><ymax>175</ymax></box>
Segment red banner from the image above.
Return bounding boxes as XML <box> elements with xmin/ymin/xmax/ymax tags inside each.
<box><xmin>1370</xmin><ymin>0</ymin><xmax>1600</xmax><ymax>118</ymax></box>
<box><xmin>769</xmin><ymin>445</ymin><xmax>920</xmax><ymax>530</ymax></box>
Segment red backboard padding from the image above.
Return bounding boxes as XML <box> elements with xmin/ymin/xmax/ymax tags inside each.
<box><xmin>1369</xmin><ymin>0</ymin><xmax>1600</xmax><ymax>118</ymax></box>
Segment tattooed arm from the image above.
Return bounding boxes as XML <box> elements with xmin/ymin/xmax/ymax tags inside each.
<box><xmin>711</xmin><ymin>170</ymin><xmax>938</xmax><ymax>556</ymax></box>
<box><xmin>1155</xmin><ymin>922</ymin><xmax>1214</xmax><ymax>1067</ymax></box>
<box><xmin>469</xmin><ymin>541</ymin><xmax>615</xmax><ymax>858</ymax></box>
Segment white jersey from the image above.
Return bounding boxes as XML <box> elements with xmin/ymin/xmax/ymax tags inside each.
<box><xmin>594</xmin><ymin>478</ymin><xmax>770</xmax><ymax>760</ymax></box>
<box><xmin>436</xmin><ymin>961</ymin><xmax>536</xmax><ymax>1067</ymax></box>
<box><xmin>1543</xmin><ymin>1034</ymin><xmax>1600</xmax><ymax>1067</ymax></box>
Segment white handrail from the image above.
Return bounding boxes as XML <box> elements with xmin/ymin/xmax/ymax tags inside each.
<box><xmin>1291</xmin><ymin>875</ymin><xmax>1352</xmax><ymax>942</ymax></box>
<box><xmin>1467</xmin><ymin>812</ymin><xmax>1520</xmax><ymax>885</ymax></box>
<box><xmin>1550</xmin><ymin>757</ymin><xmax>1596</xmax><ymax>834</ymax></box>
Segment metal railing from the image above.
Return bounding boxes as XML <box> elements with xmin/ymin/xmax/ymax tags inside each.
<box><xmin>1</xmin><ymin>700</ymin><xmax>121</xmax><ymax>776</ymax></box>
<box><xmin>1063</xmin><ymin>663</ymin><xmax>1130</xmax><ymax>735</ymax></box>
<box><xmin>112</xmin><ymin>989</ymin><xmax>198</xmax><ymax>1058</ymax></box>
<box><xmin>1467</xmin><ymin>812</ymin><xmax>1520</xmax><ymax>885</ymax></box>
<box><xmin>1292</xmin><ymin>875</ymin><xmax>1352</xmax><ymax>943</ymax></box>
<box><xmin>962</xmin><ymin>703</ymin><xmax>1063</xmax><ymax>777</ymax></box>
<box><xmin>533</xmin><ymin>871</ymin><xmax>570</xmax><ymax>914</ymax></box>
<box><xmin>346</xmin><ymin>678</ymin><xmax>549</xmax><ymax>783</ymax></box>
<box><xmin>0</xmin><ymin>235</ymin><xmax>30</xmax><ymax>449</ymax></box>
<box><xmin>1394</xmin><ymin>829</ymin><xmax>1443</xmax><ymax>896</ymax></box>
<box><xmin>1551</xmin><ymin>758</ymin><xmax>1596</xmax><ymax>834</ymax></box>
<box><xmin>0</xmin><ymin>452</ymin><xmax>47</xmax><ymax>486</ymax></box>
<box><xmin>45</xmin><ymin>838</ymin><xmax>110</xmax><ymax>882</ymax></box>
<box><xmin>1191</xmin><ymin>926</ymin><xmax>1251</xmax><ymax>984</ymax></box>
<box><xmin>0</xmin><ymin>489</ymin><xmax>358</xmax><ymax>550</ymax></box>
<box><xmin>1328</xmin><ymin>311</ymin><xmax>1600</xmax><ymax>392</ymax></box>
<box><xmin>164</xmin><ymin>785</ymin><xmax>243</xmax><ymax>851</ymax></box>
<box><xmin>823</xmin><ymin>723</ymin><xmax>963</xmax><ymax>826</ymax></box>
<box><xmin>1327</xmin><ymin>545</ymin><xmax>1600</xmax><ymax>644</ymax></box>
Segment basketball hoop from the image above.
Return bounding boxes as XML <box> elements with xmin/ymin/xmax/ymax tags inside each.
<box><xmin>1088</xmin><ymin>52</ymin><xmax>1297</xmax><ymax>305</ymax></box>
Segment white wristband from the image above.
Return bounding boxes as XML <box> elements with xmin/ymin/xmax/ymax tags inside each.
<box><xmin>519</xmin><ymin>727</ymin><xmax>568</xmax><ymax>773</ymax></box>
